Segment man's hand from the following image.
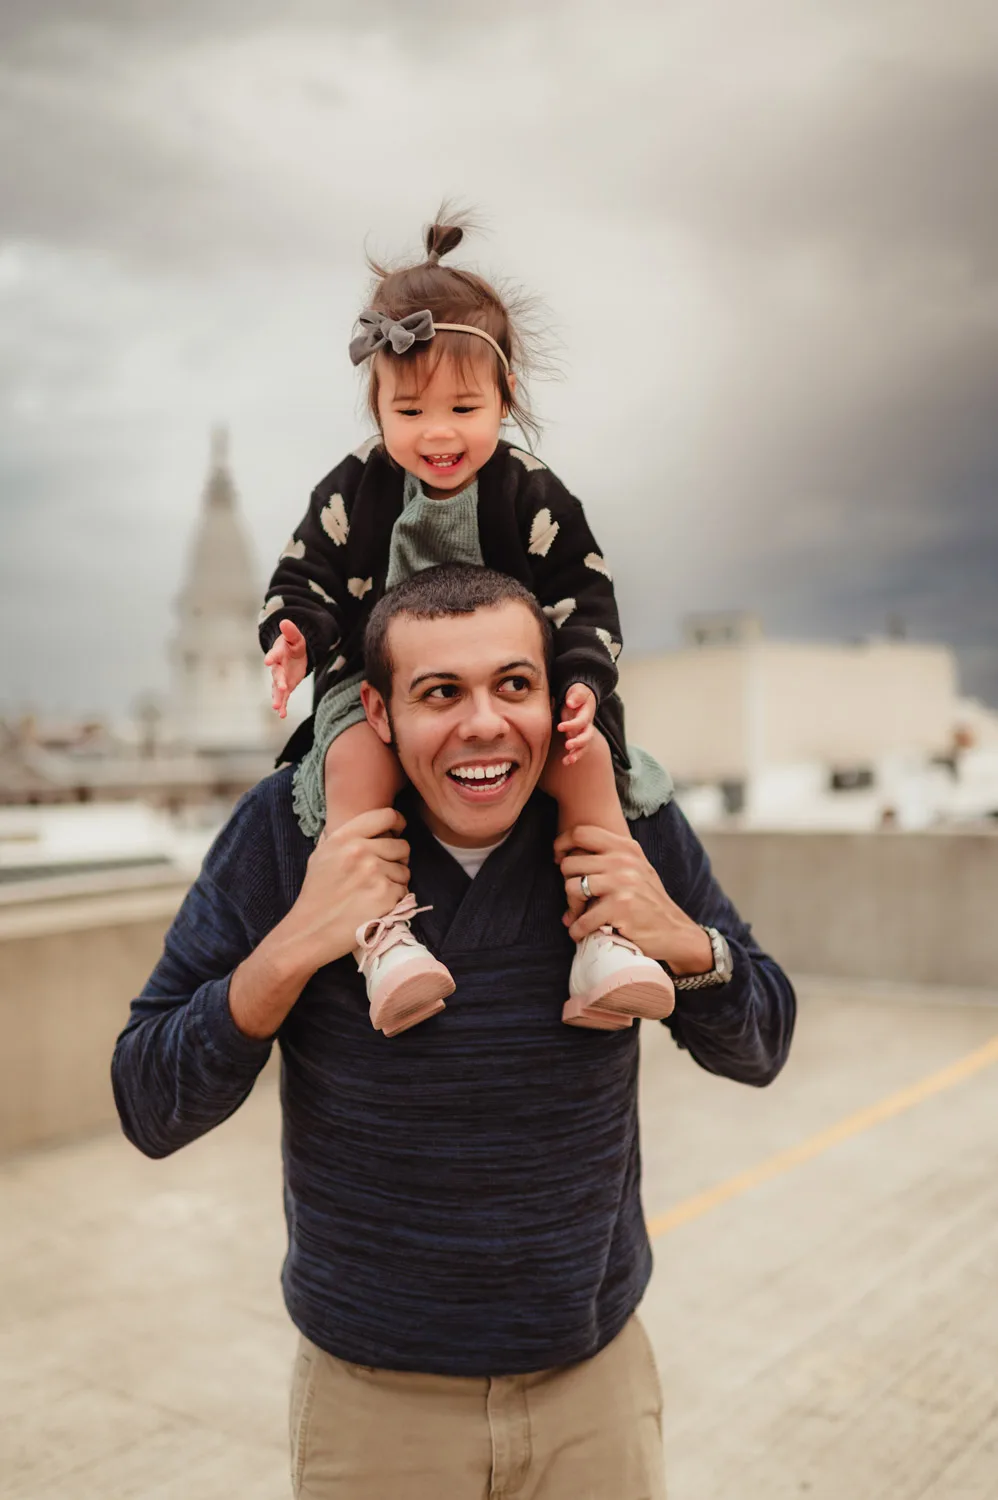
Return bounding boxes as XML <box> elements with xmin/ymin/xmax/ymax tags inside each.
<box><xmin>289</xmin><ymin>808</ymin><xmax>411</xmax><ymax>970</ymax></box>
<box><xmin>264</xmin><ymin>619</ymin><xmax>309</xmax><ymax>717</ymax></box>
<box><xmin>557</xmin><ymin>684</ymin><xmax>598</xmax><ymax>766</ymax></box>
<box><xmin>554</xmin><ymin>824</ymin><xmax>714</xmax><ymax>976</ymax></box>
<box><xmin>229</xmin><ymin>808</ymin><xmax>410</xmax><ymax>1038</ymax></box>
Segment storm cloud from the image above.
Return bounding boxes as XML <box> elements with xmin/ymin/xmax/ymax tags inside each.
<box><xmin>2</xmin><ymin>0</ymin><xmax>997</xmax><ymax>715</ymax></box>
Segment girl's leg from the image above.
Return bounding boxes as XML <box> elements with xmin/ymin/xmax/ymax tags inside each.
<box><xmin>541</xmin><ymin>732</ymin><xmax>674</xmax><ymax>1028</ymax></box>
<box><xmin>323</xmin><ymin>720</ymin><xmax>406</xmax><ymax>837</ymax></box>
<box><xmin>540</xmin><ymin>728</ymin><xmax>630</xmax><ymax>841</ymax></box>
<box><xmin>323</xmin><ymin>721</ymin><xmax>454</xmax><ymax>1034</ymax></box>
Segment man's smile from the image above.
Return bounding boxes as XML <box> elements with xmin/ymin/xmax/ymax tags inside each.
<box><xmin>445</xmin><ymin>758</ymin><xmax>518</xmax><ymax>798</ymax></box>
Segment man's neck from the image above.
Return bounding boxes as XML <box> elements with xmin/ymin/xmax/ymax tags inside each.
<box><xmin>417</xmin><ymin>803</ymin><xmax>514</xmax><ymax>852</ymax></box>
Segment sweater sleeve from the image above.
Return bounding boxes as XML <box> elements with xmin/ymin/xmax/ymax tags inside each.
<box><xmin>635</xmin><ymin>802</ymin><xmax>797</xmax><ymax>1087</ymax></box>
<box><xmin>258</xmin><ymin>458</ymin><xmax>359</xmax><ymax>676</ymax></box>
<box><xmin>110</xmin><ymin>784</ymin><xmax>289</xmax><ymax>1159</ymax></box>
<box><xmin>517</xmin><ymin>465</ymin><xmax>623</xmax><ymax>710</ymax></box>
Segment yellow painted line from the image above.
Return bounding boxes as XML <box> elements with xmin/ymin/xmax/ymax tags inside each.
<box><xmin>648</xmin><ymin>1031</ymin><xmax>998</xmax><ymax>1240</ymax></box>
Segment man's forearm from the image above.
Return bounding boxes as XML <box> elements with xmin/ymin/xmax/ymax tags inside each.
<box><xmin>228</xmin><ymin>916</ymin><xmax>322</xmax><ymax>1039</ymax></box>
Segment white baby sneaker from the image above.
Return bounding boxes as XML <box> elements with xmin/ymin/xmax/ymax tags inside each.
<box><xmin>562</xmin><ymin>926</ymin><xmax>675</xmax><ymax>1029</ymax></box>
<box><xmin>355</xmin><ymin>893</ymin><xmax>455</xmax><ymax>1037</ymax></box>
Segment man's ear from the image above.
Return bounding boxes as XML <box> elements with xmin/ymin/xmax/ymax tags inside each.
<box><xmin>360</xmin><ymin>680</ymin><xmax>393</xmax><ymax>745</ymax></box>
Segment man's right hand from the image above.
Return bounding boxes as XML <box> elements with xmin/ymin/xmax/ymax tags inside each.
<box><xmin>228</xmin><ymin>808</ymin><xmax>409</xmax><ymax>1039</ymax></box>
<box><xmin>289</xmin><ymin>808</ymin><xmax>411</xmax><ymax>972</ymax></box>
<box><xmin>265</xmin><ymin>619</ymin><xmax>309</xmax><ymax>717</ymax></box>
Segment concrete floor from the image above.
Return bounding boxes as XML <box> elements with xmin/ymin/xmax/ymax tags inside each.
<box><xmin>2</xmin><ymin>981</ymin><xmax>997</xmax><ymax>1500</ymax></box>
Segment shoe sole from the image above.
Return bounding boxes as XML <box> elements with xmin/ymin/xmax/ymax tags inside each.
<box><xmin>382</xmin><ymin>996</ymin><xmax>448</xmax><ymax>1038</ymax></box>
<box><xmin>564</xmin><ymin>967</ymin><xmax>675</xmax><ymax>1025</ymax></box>
<box><xmin>372</xmin><ymin>964</ymin><xmax>456</xmax><ymax>1036</ymax></box>
<box><xmin>562</xmin><ymin>1002</ymin><xmax>634</xmax><ymax>1031</ymax></box>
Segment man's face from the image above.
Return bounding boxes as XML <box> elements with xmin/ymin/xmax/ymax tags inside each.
<box><xmin>362</xmin><ymin>601</ymin><xmax>553</xmax><ymax>848</ymax></box>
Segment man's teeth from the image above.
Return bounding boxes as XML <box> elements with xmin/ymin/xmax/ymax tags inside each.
<box><xmin>449</xmin><ymin>762</ymin><xmax>513</xmax><ymax>783</ymax></box>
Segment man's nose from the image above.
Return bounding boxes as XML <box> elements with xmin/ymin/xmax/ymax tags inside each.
<box><xmin>458</xmin><ymin>691</ymin><xmax>507</xmax><ymax>742</ymax></box>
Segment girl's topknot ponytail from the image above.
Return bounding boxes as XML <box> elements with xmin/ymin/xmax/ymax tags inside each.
<box><xmin>424</xmin><ymin>219</ymin><xmax>465</xmax><ymax>264</ymax></box>
<box><xmin>360</xmin><ymin>203</ymin><xmax>549</xmax><ymax>448</ymax></box>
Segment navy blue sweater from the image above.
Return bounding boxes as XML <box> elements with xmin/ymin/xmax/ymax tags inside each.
<box><xmin>111</xmin><ymin>771</ymin><xmax>795</xmax><ymax>1376</ymax></box>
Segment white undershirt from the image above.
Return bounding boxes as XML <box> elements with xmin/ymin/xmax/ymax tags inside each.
<box><xmin>434</xmin><ymin>830</ymin><xmax>511</xmax><ymax>881</ymax></box>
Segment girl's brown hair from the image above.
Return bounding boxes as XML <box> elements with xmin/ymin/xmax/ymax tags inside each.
<box><xmin>361</xmin><ymin>206</ymin><xmax>542</xmax><ymax>447</ymax></box>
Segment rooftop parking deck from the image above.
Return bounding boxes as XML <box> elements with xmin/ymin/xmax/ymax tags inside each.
<box><xmin>2</xmin><ymin>979</ymin><xmax>997</xmax><ymax>1499</ymax></box>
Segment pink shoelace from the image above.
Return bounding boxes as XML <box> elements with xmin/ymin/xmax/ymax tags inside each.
<box><xmin>355</xmin><ymin>892</ymin><xmax>433</xmax><ymax>978</ymax></box>
<box><xmin>588</xmin><ymin>924</ymin><xmax>641</xmax><ymax>956</ymax></box>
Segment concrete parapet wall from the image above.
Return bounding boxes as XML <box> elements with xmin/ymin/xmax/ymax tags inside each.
<box><xmin>0</xmin><ymin>873</ymin><xmax>188</xmax><ymax>1155</ymax></box>
<box><xmin>701</xmin><ymin>828</ymin><xmax>998</xmax><ymax>989</ymax></box>
<box><xmin>2</xmin><ymin>830</ymin><xmax>996</xmax><ymax>1154</ymax></box>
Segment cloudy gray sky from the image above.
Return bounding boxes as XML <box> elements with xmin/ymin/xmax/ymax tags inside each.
<box><xmin>2</xmin><ymin>0</ymin><xmax>998</xmax><ymax>717</ymax></box>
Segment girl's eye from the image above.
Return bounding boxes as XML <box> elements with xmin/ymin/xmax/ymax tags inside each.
<box><xmin>453</xmin><ymin>406</ymin><xmax>478</xmax><ymax>415</ymax></box>
<box><xmin>398</xmin><ymin>408</ymin><xmax>420</xmax><ymax>417</ymax></box>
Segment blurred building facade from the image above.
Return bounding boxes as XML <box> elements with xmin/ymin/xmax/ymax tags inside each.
<box><xmin>619</xmin><ymin>613</ymin><xmax>998</xmax><ymax>830</ymax></box>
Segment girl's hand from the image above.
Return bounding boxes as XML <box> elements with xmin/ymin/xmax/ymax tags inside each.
<box><xmin>557</xmin><ymin>684</ymin><xmax>597</xmax><ymax>765</ymax></box>
<box><xmin>264</xmin><ymin>619</ymin><xmax>308</xmax><ymax>717</ymax></box>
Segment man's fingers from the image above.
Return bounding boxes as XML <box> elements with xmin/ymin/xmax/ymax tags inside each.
<box><xmin>566</xmin><ymin>899</ymin><xmax>614</xmax><ymax>942</ymax></box>
<box><xmin>554</xmin><ymin>825</ymin><xmax>624</xmax><ymax>860</ymax></box>
<box><xmin>333</xmin><ymin>807</ymin><xmax>407</xmax><ymax>840</ymax></box>
<box><xmin>564</xmin><ymin>874</ymin><xmax>591</xmax><ymax>916</ymax></box>
<box><xmin>365</xmin><ymin>836</ymin><xmax>411</xmax><ymax>863</ymax></box>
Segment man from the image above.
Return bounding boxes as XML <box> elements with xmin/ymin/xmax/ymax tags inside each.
<box><xmin>112</xmin><ymin>565</ymin><xmax>795</xmax><ymax>1499</ymax></box>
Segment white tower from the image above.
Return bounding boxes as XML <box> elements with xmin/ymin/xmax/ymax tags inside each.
<box><xmin>168</xmin><ymin>429</ymin><xmax>274</xmax><ymax>753</ymax></box>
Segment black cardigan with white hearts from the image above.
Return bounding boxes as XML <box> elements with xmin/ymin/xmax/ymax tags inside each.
<box><xmin>258</xmin><ymin>440</ymin><xmax>630</xmax><ymax>767</ymax></box>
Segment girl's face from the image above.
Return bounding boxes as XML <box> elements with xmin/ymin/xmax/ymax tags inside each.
<box><xmin>376</xmin><ymin>351</ymin><xmax>510</xmax><ymax>498</ymax></box>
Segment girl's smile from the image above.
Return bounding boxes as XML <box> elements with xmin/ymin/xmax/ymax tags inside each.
<box><xmin>376</xmin><ymin>350</ymin><xmax>513</xmax><ymax>498</ymax></box>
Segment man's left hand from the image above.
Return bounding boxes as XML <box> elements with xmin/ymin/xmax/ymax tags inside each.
<box><xmin>555</xmin><ymin>825</ymin><xmax>715</xmax><ymax>976</ymax></box>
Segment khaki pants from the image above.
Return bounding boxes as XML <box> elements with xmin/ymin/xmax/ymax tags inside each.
<box><xmin>289</xmin><ymin>1315</ymin><xmax>667</xmax><ymax>1499</ymax></box>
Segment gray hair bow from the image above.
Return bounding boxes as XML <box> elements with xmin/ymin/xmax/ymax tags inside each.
<box><xmin>349</xmin><ymin>308</ymin><xmax>435</xmax><ymax>365</ymax></box>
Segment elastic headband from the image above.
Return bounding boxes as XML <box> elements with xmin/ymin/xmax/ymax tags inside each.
<box><xmin>348</xmin><ymin>308</ymin><xmax>510</xmax><ymax>376</ymax></box>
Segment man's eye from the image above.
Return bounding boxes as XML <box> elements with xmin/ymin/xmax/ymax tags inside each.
<box><xmin>500</xmin><ymin>675</ymin><xmax>530</xmax><ymax>694</ymax></box>
<box><xmin>425</xmin><ymin>684</ymin><xmax>459</xmax><ymax>700</ymax></box>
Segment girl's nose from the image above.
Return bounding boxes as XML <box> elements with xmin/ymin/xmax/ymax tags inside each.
<box><xmin>421</xmin><ymin>416</ymin><xmax>458</xmax><ymax>441</ymax></box>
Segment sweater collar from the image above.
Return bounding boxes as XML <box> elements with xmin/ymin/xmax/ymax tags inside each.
<box><xmin>399</xmin><ymin>788</ymin><xmax>561</xmax><ymax>954</ymax></box>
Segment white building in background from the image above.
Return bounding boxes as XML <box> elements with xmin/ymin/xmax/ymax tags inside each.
<box><xmin>167</xmin><ymin>428</ymin><xmax>278</xmax><ymax>754</ymax></box>
<box><xmin>618</xmin><ymin>613</ymin><xmax>998</xmax><ymax>831</ymax></box>
<box><xmin>0</xmin><ymin>430</ymin><xmax>290</xmax><ymax>879</ymax></box>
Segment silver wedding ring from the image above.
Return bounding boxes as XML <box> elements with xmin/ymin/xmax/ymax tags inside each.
<box><xmin>580</xmin><ymin>874</ymin><xmax>593</xmax><ymax>902</ymax></box>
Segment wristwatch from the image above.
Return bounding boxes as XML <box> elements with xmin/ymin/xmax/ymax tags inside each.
<box><xmin>672</xmin><ymin>926</ymin><xmax>734</xmax><ymax>991</ymax></box>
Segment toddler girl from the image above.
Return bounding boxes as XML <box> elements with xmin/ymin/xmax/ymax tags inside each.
<box><xmin>260</xmin><ymin>213</ymin><xmax>675</xmax><ymax>1037</ymax></box>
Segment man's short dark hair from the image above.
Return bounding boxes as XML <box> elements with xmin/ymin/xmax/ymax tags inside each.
<box><xmin>363</xmin><ymin>564</ymin><xmax>555</xmax><ymax>701</ymax></box>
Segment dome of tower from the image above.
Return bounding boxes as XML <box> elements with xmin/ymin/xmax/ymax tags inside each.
<box><xmin>167</xmin><ymin>429</ymin><xmax>276</xmax><ymax>753</ymax></box>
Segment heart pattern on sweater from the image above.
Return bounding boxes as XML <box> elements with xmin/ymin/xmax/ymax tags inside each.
<box><xmin>320</xmin><ymin>493</ymin><xmax>349</xmax><ymax>546</ymax></box>
<box><xmin>529</xmin><ymin>508</ymin><xmax>560</xmax><ymax>557</ymax></box>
